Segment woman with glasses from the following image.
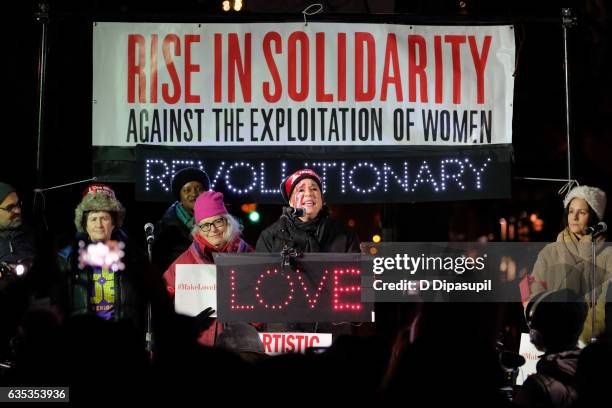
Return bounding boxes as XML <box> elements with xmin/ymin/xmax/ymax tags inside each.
<box><xmin>163</xmin><ymin>191</ymin><xmax>252</xmax><ymax>346</ymax></box>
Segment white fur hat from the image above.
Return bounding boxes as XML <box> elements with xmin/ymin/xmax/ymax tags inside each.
<box><xmin>563</xmin><ymin>185</ymin><xmax>607</xmax><ymax>221</ymax></box>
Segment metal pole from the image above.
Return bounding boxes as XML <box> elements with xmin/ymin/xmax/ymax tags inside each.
<box><xmin>146</xmin><ymin>242</ymin><xmax>154</xmax><ymax>361</ymax></box>
<box><xmin>590</xmin><ymin>240</ymin><xmax>597</xmax><ymax>343</ymax></box>
<box><xmin>561</xmin><ymin>8</ymin><xmax>576</xmax><ymax>183</ymax></box>
<box><xmin>34</xmin><ymin>1</ymin><xmax>49</xmax><ymax>185</ymax></box>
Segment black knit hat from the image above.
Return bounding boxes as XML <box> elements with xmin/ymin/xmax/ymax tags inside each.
<box><xmin>0</xmin><ymin>182</ymin><xmax>16</xmax><ymax>204</ymax></box>
<box><xmin>171</xmin><ymin>167</ymin><xmax>210</xmax><ymax>200</ymax></box>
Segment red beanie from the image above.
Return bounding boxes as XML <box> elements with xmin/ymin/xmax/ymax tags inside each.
<box><xmin>281</xmin><ymin>169</ymin><xmax>322</xmax><ymax>202</ymax></box>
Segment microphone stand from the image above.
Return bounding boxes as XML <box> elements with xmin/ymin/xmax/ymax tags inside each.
<box><xmin>590</xmin><ymin>237</ymin><xmax>597</xmax><ymax>343</ymax></box>
<box><xmin>587</xmin><ymin>224</ymin><xmax>606</xmax><ymax>343</ymax></box>
<box><xmin>145</xmin><ymin>238</ymin><xmax>154</xmax><ymax>361</ymax></box>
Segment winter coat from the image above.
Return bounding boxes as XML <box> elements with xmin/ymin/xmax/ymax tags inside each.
<box><xmin>529</xmin><ymin>229</ymin><xmax>612</xmax><ymax>298</ymax></box>
<box><xmin>255</xmin><ymin>207</ymin><xmax>360</xmax><ymax>254</ymax></box>
<box><xmin>56</xmin><ymin>230</ymin><xmax>152</xmax><ymax>331</ymax></box>
<box><xmin>527</xmin><ymin>229</ymin><xmax>612</xmax><ymax>340</ymax></box>
<box><xmin>0</xmin><ymin>226</ymin><xmax>37</xmax><ymax>358</ymax></box>
<box><xmin>0</xmin><ymin>226</ymin><xmax>36</xmax><ymax>265</ymax></box>
<box><xmin>153</xmin><ymin>202</ymin><xmax>193</xmax><ymax>272</ymax></box>
<box><xmin>255</xmin><ymin>207</ymin><xmax>360</xmax><ymax>335</ymax></box>
<box><xmin>164</xmin><ymin>235</ymin><xmax>253</xmax><ymax>346</ymax></box>
<box><xmin>514</xmin><ymin>349</ymin><xmax>581</xmax><ymax>408</ymax></box>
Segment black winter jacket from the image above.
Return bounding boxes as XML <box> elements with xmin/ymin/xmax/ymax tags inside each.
<box><xmin>0</xmin><ymin>226</ymin><xmax>36</xmax><ymax>265</ymax></box>
<box><xmin>515</xmin><ymin>349</ymin><xmax>581</xmax><ymax>408</ymax></box>
<box><xmin>254</xmin><ymin>207</ymin><xmax>361</xmax><ymax>334</ymax></box>
<box><xmin>255</xmin><ymin>207</ymin><xmax>360</xmax><ymax>254</ymax></box>
<box><xmin>153</xmin><ymin>202</ymin><xmax>193</xmax><ymax>272</ymax></box>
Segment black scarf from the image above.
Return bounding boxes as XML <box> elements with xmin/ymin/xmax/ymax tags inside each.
<box><xmin>280</xmin><ymin>206</ymin><xmax>330</xmax><ymax>253</ymax></box>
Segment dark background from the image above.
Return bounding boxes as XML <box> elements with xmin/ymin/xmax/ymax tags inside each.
<box><xmin>3</xmin><ymin>0</ymin><xmax>611</xmax><ymax>251</ymax></box>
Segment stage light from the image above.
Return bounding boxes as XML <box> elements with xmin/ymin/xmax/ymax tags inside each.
<box><xmin>14</xmin><ymin>264</ymin><xmax>26</xmax><ymax>276</ymax></box>
<box><xmin>221</xmin><ymin>0</ymin><xmax>244</xmax><ymax>12</ymax></box>
<box><xmin>248</xmin><ymin>210</ymin><xmax>260</xmax><ymax>223</ymax></box>
<box><xmin>372</xmin><ymin>234</ymin><xmax>381</xmax><ymax>243</ymax></box>
<box><xmin>241</xmin><ymin>203</ymin><xmax>257</xmax><ymax>213</ymax></box>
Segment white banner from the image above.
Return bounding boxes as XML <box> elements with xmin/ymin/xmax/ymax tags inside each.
<box><xmin>174</xmin><ymin>264</ymin><xmax>217</xmax><ymax>318</ymax></box>
<box><xmin>93</xmin><ymin>22</ymin><xmax>515</xmax><ymax>147</ymax></box>
<box><xmin>258</xmin><ymin>332</ymin><xmax>333</xmax><ymax>355</ymax></box>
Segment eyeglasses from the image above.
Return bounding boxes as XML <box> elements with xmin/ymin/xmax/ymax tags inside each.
<box><xmin>198</xmin><ymin>217</ymin><xmax>226</xmax><ymax>233</ymax></box>
<box><xmin>0</xmin><ymin>201</ymin><xmax>21</xmax><ymax>213</ymax></box>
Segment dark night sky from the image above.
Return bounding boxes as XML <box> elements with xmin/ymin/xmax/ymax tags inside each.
<box><xmin>3</xmin><ymin>0</ymin><xmax>611</xmax><ymax>248</ymax></box>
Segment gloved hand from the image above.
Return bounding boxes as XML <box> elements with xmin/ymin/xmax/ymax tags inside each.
<box><xmin>195</xmin><ymin>307</ymin><xmax>216</xmax><ymax>332</ymax></box>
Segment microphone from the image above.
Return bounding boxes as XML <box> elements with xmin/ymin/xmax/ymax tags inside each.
<box><xmin>584</xmin><ymin>222</ymin><xmax>607</xmax><ymax>237</ymax></box>
<box><xmin>144</xmin><ymin>223</ymin><xmax>155</xmax><ymax>244</ymax></box>
<box><xmin>283</xmin><ymin>207</ymin><xmax>304</xmax><ymax>218</ymax></box>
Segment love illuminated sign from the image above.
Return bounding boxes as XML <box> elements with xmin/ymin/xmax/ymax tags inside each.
<box><xmin>213</xmin><ymin>253</ymin><xmax>373</xmax><ymax>323</ymax></box>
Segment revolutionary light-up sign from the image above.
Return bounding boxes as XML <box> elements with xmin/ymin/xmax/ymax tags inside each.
<box><xmin>135</xmin><ymin>145</ymin><xmax>511</xmax><ymax>203</ymax></box>
<box><xmin>214</xmin><ymin>253</ymin><xmax>373</xmax><ymax>323</ymax></box>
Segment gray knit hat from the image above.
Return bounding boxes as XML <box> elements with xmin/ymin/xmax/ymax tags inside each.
<box><xmin>0</xmin><ymin>182</ymin><xmax>16</xmax><ymax>204</ymax></box>
<box><xmin>74</xmin><ymin>184</ymin><xmax>126</xmax><ymax>233</ymax></box>
<box><xmin>563</xmin><ymin>185</ymin><xmax>607</xmax><ymax>221</ymax></box>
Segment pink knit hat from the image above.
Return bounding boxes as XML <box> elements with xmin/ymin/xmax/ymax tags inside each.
<box><xmin>194</xmin><ymin>191</ymin><xmax>228</xmax><ymax>222</ymax></box>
